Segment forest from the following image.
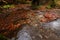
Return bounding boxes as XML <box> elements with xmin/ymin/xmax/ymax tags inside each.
<box><xmin>0</xmin><ymin>0</ymin><xmax>60</xmax><ymax>40</ymax></box>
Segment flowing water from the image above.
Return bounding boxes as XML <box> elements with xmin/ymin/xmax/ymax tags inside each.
<box><xmin>11</xmin><ymin>10</ymin><xmax>60</xmax><ymax>40</ymax></box>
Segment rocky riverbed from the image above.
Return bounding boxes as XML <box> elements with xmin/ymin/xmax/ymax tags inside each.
<box><xmin>0</xmin><ymin>4</ymin><xmax>60</xmax><ymax>40</ymax></box>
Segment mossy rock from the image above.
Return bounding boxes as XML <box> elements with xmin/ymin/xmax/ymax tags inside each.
<box><xmin>54</xmin><ymin>0</ymin><xmax>60</xmax><ymax>8</ymax></box>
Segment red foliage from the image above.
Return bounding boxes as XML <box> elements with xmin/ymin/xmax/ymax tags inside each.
<box><xmin>40</xmin><ymin>17</ymin><xmax>48</xmax><ymax>22</ymax></box>
<box><xmin>44</xmin><ymin>12</ymin><xmax>59</xmax><ymax>21</ymax></box>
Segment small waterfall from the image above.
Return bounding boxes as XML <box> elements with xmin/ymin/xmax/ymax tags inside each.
<box><xmin>16</xmin><ymin>25</ymin><xmax>32</xmax><ymax>40</ymax></box>
<box><xmin>43</xmin><ymin>19</ymin><xmax>60</xmax><ymax>37</ymax></box>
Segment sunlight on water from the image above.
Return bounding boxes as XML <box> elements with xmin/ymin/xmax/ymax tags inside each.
<box><xmin>43</xmin><ymin>19</ymin><xmax>60</xmax><ymax>30</ymax></box>
<box><xmin>50</xmin><ymin>19</ymin><xmax>60</xmax><ymax>30</ymax></box>
<box><xmin>52</xmin><ymin>21</ymin><xmax>60</xmax><ymax>29</ymax></box>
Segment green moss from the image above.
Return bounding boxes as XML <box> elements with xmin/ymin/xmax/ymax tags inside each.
<box><xmin>0</xmin><ymin>34</ymin><xmax>8</xmax><ymax>40</ymax></box>
<box><xmin>2</xmin><ymin>5</ymin><xmax>15</xmax><ymax>9</ymax></box>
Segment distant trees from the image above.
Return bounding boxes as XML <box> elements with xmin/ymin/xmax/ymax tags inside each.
<box><xmin>0</xmin><ymin>0</ymin><xmax>60</xmax><ymax>8</ymax></box>
<box><xmin>31</xmin><ymin>0</ymin><xmax>56</xmax><ymax>9</ymax></box>
<box><xmin>0</xmin><ymin>0</ymin><xmax>16</xmax><ymax>5</ymax></box>
<box><xmin>0</xmin><ymin>0</ymin><xmax>30</xmax><ymax>5</ymax></box>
